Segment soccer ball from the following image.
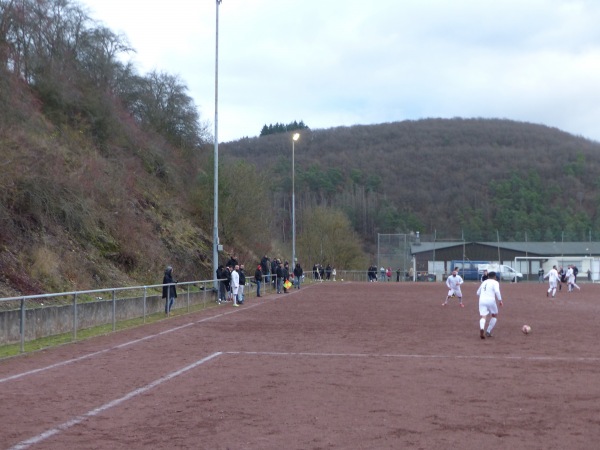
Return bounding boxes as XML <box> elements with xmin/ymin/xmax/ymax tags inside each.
<box><xmin>522</xmin><ymin>325</ymin><xmax>532</xmax><ymax>335</ymax></box>
<box><xmin>341</xmin><ymin>278</ymin><xmax>344</xmax><ymax>281</ymax></box>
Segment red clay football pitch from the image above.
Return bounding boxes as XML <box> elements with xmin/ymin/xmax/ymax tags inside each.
<box><xmin>1</xmin><ymin>281</ymin><xmax>599</xmax><ymax>449</ymax></box>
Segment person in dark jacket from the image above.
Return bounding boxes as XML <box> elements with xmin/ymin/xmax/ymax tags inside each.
<box><xmin>325</xmin><ymin>264</ymin><xmax>332</xmax><ymax>280</ymax></box>
<box><xmin>226</xmin><ymin>255</ymin><xmax>238</xmax><ymax>268</ymax></box>
<box><xmin>293</xmin><ymin>263</ymin><xmax>303</xmax><ymax>289</ymax></box>
<box><xmin>261</xmin><ymin>255</ymin><xmax>270</xmax><ymax>283</ymax></box>
<box><xmin>481</xmin><ymin>269</ymin><xmax>489</xmax><ymax>282</ymax></box>
<box><xmin>238</xmin><ymin>264</ymin><xmax>246</xmax><ymax>304</ymax></box>
<box><xmin>162</xmin><ymin>266</ymin><xmax>177</xmax><ymax>316</ymax></box>
<box><xmin>283</xmin><ymin>262</ymin><xmax>291</xmax><ymax>293</ymax></box>
<box><xmin>558</xmin><ymin>266</ymin><xmax>565</xmax><ymax>291</ymax></box>
<box><xmin>254</xmin><ymin>265</ymin><xmax>263</xmax><ymax>297</ymax></box>
<box><xmin>216</xmin><ymin>264</ymin><xmax>226</xmax><ymax>303</ymax></box>
<box><xmin>224</xmin><ymin>266</ymin><xmax>233</xmax><ymax>302</ymax></box>
<box><xmin>271</xmin><ymin>259</ymin><xmax>278</xmax><ymax>287</ymax></box>
<box><xmin>276</xmin><ymin>262</ymin><xmax>284</xmax><ymax>294</ymax></box>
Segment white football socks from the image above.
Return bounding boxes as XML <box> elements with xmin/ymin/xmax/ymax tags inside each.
<box><xmin>487</xmin><ymin>317</ymin><xmax>497</xmax><ymax>333</ymax></box>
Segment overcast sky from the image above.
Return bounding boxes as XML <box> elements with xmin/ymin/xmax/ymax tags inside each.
<box><xmin>80</xmin><ymin>0</ymin><xmax>600</xmax><ymax>143</ymax></box>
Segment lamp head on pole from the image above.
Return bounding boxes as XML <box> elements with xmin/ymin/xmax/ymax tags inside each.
<box><xmin>293</xmin><ymin>132</ymin><xmax>300</xmax><ymax>142</ymax></box>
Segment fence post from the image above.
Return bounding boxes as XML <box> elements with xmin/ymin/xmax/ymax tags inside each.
<box><xmin>186</xmin><ymin>284</ymin><xmax>190</xmax><ymax>313</ymax></box>
<box><xmin>143</xmin><ymin>287</ymin><xmax>147</xmax><ymax>324</ymax></box>
<box><xmin>112</xmin><ymin>290</ymin><xmax>116</xmax><ymax>332</ymax></box>
<box><xmin>73</xmin><ymin>293</ymin><xmax>78</xmax><ymax>341</ymax></box>
<box><xmin>20</xmin><ymin>297</ymin><xmax>25</xmax><ymax>353</ymax></box>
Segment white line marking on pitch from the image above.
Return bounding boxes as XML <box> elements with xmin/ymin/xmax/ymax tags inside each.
<box><xmin>0</xmin><ymin>302</ymin><xmax>261</xmax><ymax>384</ymax></box>
<box><xmin>7</xmin><ymin>352</ymin><xmax>222</xmax><ymax>450</ymax></box>
<box><xmin>225</xmin><ymin>350</ymin><xmax>600</xmax><ymax>363</ymax></box>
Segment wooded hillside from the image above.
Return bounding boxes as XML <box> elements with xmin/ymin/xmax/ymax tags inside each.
<box><xmin>222</xmin><ymin>118</ymin><xmax>600</xmax><ymax>244</ymax></box>
<box><xmin>0</xmin><ymin>0</ymin><xmax>216</xmax><ymax>296</ymax></box>
<box><xmin>2</xmin><ymin>0</ymin><xmax>600</xmax><ymax>297</ymax></box>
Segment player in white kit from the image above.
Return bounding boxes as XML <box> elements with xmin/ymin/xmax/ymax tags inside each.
<box><xmin>566</xmin><ymin>265</ymin><xmax>581</xmax><ymax>292</ymax></box>
<box><xmin>544</xmin><ymin>265</ymin><xmax>561</xmax><ymax>298</ymax></box>
<box><xmin>477</xmin><ymin>271</ymin><xmax>503</xmax><ymax>339</ymax></box>
<box><xmin>443</xmin><ymin>270</ymin><xmax>464</xmax><ymax>307</ymax></box>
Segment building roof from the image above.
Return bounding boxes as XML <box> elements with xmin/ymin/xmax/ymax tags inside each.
<box><xmin>411</xmin><ymin>241</ymin><xmax>600</xmax><ymax>257</ymax></box>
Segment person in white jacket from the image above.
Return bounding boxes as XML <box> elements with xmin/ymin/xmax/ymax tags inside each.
<box><xmin>231</xmin><ymin>266</ymin><xmax>240</xmax><ymax>307</ymax></box>
<box><xmin>443</xmin><ymin>270</ymin><xmax>464</xmax><ymax>307</ymax></box>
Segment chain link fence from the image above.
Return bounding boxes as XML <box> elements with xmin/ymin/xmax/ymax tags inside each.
<box><xmin>376</xmin><ymin>233</ymin><xmax>413</xmax><ymax>281</ymax></box>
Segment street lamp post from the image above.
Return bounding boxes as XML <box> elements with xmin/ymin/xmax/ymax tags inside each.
<box><xmin>292</xmin><ymin>133</ymin><xmax>300</xmax><ymax>268</ymax></box>
<box><xmin>212</xmin><ymin>0</ymin><xmax>222</xmax><ymax>290</ymax></box>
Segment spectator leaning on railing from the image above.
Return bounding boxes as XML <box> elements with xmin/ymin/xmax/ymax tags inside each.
<box><xmin>255</xmin><ymin>265</ymin><xmax>263</xmax><ymax>297</ymax></box>
<box><xmin>162</xmin><ymin>266</ymin><xmax>177</xmax><ymax>316</ymax></box>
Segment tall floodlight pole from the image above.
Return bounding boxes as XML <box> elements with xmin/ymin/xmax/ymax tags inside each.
<box><xmin>292</xmin><ymin>133</ymin><xmax>300</xmax><ymax>267</ymax></box>
<box><xmin>213</xmin><ymin>0</ymin><xmax>222</xmax><ymax>290</ymax></box>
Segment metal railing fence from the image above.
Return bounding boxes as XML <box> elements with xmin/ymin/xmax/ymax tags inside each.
<box><xmin>1</xmin><ymin>271</ymin><xmax>427</xmax><ymax>355</ymax></box>
<box><xmin>0</xmin><ymin>276</ymin><xmax>280</xmax><ymax>354</ymax></box>
<box><xmin>0</xmin><ymin>280</ymin><xmax>207</xmax><ymax>353</ymax></box>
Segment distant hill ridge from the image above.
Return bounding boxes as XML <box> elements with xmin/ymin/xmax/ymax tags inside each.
<box><xmin>222</xmin><ymin>118</ymin><xmax>600</xmax><ymax>242</ymax></box>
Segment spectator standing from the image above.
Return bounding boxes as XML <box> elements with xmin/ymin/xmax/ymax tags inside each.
<box><xmin>224</xmin><ymin>265</ymin><xmax>233</xmax><ymax>302</ymax></box>
<box><xmin>386</xmin><ymin>267</ymin><xmax>392</xmax><ymax>282</ymax></box>
<box><xmin>293</xmin><ymin>262</ymin><xmax>303</xmax><ymax>289</ymax></box>
<box><xmin>261</xmin><ymin>255</ymin><xmax>270</xmax><ymax>283</ymax></box>
<box><xmin>226</xmin><ymin>255</ymin><xmax>238</xmax><ymax>268</ymax></box>
<box><xmin>368</xmin><ymin>265</ymin><xmax>375</xmax><ymax>282</ymax></box>
<box><xmin>325</xmin><ymin>264</ymin><xmax>332</xmax><ymax>280</ymax></box>
<box><xmin>238</xmin><ymin>264</ymin><xmax>246</xmax><ymax>304</ymax></box>
<box><xmin>216</xmin><ymin>264</ymin><xmax>226</xmax><ymax>304</ymax></box>
<box><xmin>276</xmin><ymin>261</ymin><xmax>284</xmax><ymax>294</ymax></box>
<box><xmin>231</xmin><ymin>265</ymin><xmax>240</xmax><ymax>307</ymax></box>
<box><xmin>271</xmin><ymin>259</ymin><xmax>279</xmax><ymax>287</ymax></box>
<box><xmin>283</xmin><ymin>262</ymin><xmax>291</xmax><ymax>293</ymax></box>
<box><xmin>162</xmin><ymin>266</ymin><xmax>177</xmax><ymax>316</ymax></box>
<box><xmin>380</xmin><ymin>267</ymin><xmax>386</xmax><ymax>282</ymax></box>
<box><xmin>254</xmin><ymin>265</ymin><xmax>263</xmax><ymax>297</ymax></box>
<box><xmin>332</xmin><ymin>267</ymin><xmax>337</xmax><ymax>281</ymax></box>
<box><xmin>538</xmin><ymin>267</ymin><xmax>544</xmax><ymax>283</ymax></box>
